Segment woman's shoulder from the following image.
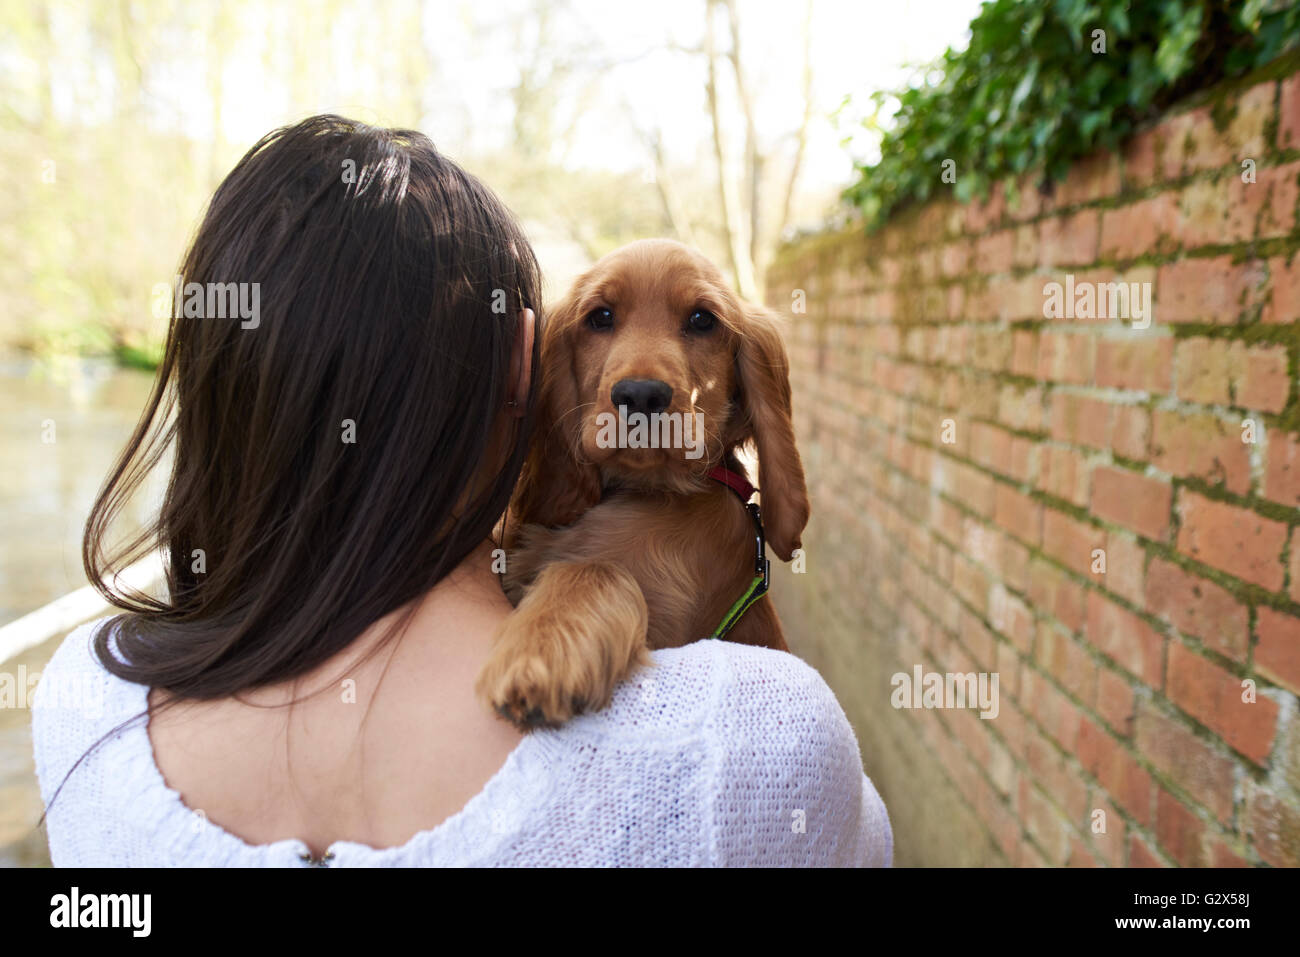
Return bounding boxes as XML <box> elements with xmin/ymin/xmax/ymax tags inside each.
<box><xmin>561</xmin><ymin>639</ymin><xmax>890</xmax><ymax>866</ymax></box>
<box><xmin>34</xmin><ymin>615</ymin><xmax>130</xmax><ymax>709</ymax></box>
<box><xmin>31</xmin><ymin>617</ymin><xmax>140</xmax><ymax>798</ymax></box>
<box><xmin>590</xmin><ymin>638</ymin><xmax>856</xmax><ymax>740</ymax></box>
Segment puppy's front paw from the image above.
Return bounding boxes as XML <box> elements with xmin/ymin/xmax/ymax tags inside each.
<box><xmin>476</xmin><ymin>562</ymin><xmax>650</xmax><ymax>730</ymax></box>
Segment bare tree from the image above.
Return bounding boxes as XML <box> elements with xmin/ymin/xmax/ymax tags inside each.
<box><xmin>701</xmin><ymin>0</ymin><xmax>814</xmax><ymax>299</ymax></box>
<box><xmin>705</xmin><ymin>0</ymin><xmax>756</xmax><ymax>299</ymax></box>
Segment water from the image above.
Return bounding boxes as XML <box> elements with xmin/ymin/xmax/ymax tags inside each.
<box><xmin>0</xmin><ymin>356</ymin><xmax>158</xmax><ymax>867</ymax></box>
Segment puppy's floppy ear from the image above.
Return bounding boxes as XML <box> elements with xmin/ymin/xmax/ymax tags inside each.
<box><xmin>735</xmin><ymin>303</ymin><xmax>810</xmax><ymax>562</ymax></box>
<box><xmin>511</xmin><ymin>292</ymin><xmax>602</xmax><ymax>529</ymax></box>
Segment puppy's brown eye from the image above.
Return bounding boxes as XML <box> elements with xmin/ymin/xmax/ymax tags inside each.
<box><xmin>588</xmin><ymin>307</ymin><xmax>614</xmax><ymax>330</ymax></box>
<box><xmin>688</xmin><ymin>309</ymin><xmax>716</xmax><ymax>332</ymax></box>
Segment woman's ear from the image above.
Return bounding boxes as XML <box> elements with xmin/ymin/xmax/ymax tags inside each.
<box><xmin>511</xmin><ymin>295</ymin><xmax>602</xmax><ymax>528</ymax></box>
<box><xmin>735</xmin><ymin>303</ymin><xmax>810</xmax><ymax>562</ymax></box>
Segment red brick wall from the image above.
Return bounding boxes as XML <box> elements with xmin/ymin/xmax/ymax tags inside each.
<box><xmin>767</xmin><ymin>65</ymin><xmax>1300</xmax><ymax>867</ymax></box>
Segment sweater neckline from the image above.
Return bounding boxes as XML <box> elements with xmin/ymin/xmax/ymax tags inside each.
<box><xmin>117</xmin><ymin>644</ymin><xmax>551</xmax><ymax>865</ymax></box>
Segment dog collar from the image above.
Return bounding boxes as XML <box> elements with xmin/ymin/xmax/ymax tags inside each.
<box><xmin>706</xmin><ymin>465</ymin><xmax>756</xmax><ymax>501</ymax></box>
<box><xmin>705</xmin><ymin>466</ymin><xmax>770</xmax><ymax>641</ymax></box>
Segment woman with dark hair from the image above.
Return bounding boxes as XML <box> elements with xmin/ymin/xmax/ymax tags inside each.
<box><xmin>31</xmin><ymin>115</ymin><xmax>891</xmax><ymax>866</ymax></box>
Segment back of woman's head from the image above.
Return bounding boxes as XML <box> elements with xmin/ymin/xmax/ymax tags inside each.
<box><xmin>85</xmin><ymin>114</ymin><xmax>541</xmax><ymax>698</ymax></box>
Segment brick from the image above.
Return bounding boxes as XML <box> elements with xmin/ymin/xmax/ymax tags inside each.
<box><xmin>993</xmin><ymin>483</ymin><xmax>1042</xmax><ymax>547</ymax></box>
<box><xmin>1207</xmin><ymin>840</ymin><xmax>1252</xmax><ymax>867</ymax></box>
<box><xmin>1018</xmin><ymin>778</ymin><xmax>1070</xmax><ymax>865</ymax></box>
<box><xmin>1124</xmin><ymin>128</ymin><xmax>1159</xmax><ymax>190</ymax></box>
<box><xmin>1156</xmin><ymin>256</ymin><xmax>1269</xmax><ymax>325</ymax></box>
<box><xmin>1150</xmin><ymin>409</ymin><xmax>1251</xmax><ymax>495</ymax></box>
<box><xmin>994</xmin><ymin>699</ymin><xmax>1030</xmax><ymax>758</ymax></box>
<box><xmin>1037</xmin><ymin>333</ymin><xmax>1095</xmax><ymax>385</ymax></box>
<box><xmin>1175</xmin><ymin>164</ymin><xmax>1299</xmax><ymax>247</ymax></box>
<box><xmin>1144</xmin><ymin>558</ymin><xmax>1249</xmax><ymax>662</ymax></box>
<box><xmin>1175</xmin><ymin>337</ymin><xmax>1237</xmax><ymax>404</ymax></box>
<box><xmin>1256</xmin><ymin>606</ymin><xmax>1300</xmax><ymax>696</ymax></box>
<box><xmin>1038</xmin><ymin>445</ymin><xmax>1090</xmax><ymax>507</ymax></box>
<box><xmin>1167</xmin><ymin>641</ymin><xmax>1279</xmax><ymax>764</ymax></box>
<box><xmin>939</xmin><ymin>240</ymin><xmax>970</xmax><ymax>278</ymax></box>
<box><xmin>969</xmin><ymin>422</ymin><xmax>1012</xmax><ymax>473</ymax></box>
<box><xmin>1010</xmin><ymin>225</ymin><xmax>1037</xmax><ymax>270</ymax></box>
<box><xmin>1099</xmin><ymin>194</ymin><xmax>1176</xmax><ymax>261</ymax></box>
<box><xmin>1175</xmin><ymin>490</ymin><xmax>1288</xmax><ymax>591</ymax></box>
<box><xmin>1264</xmin><ymin>254</ymin><xmax>1300</xmax><ymax>323</ymax></box>
<box><xmin>950</xmin><ymin>461</ymin><xmax>996</xmax><ymax>516</ymax></box>
<box><xmin>1057</xmin><ymin>151</ymin><xmax>1122</xmax><ymax>207</ymax></box>
<box><xmin>994</xmin><ymin>588</ymin><xmax>1034</xmax><ymax>654</ymax></box>
<box><xmin>1292</xmin><ymin>528</ymin><xmax>1300</xmax><ymax>603</ymax></box>
<box><xmin>1022</xmin><ymin>720</ymin><xmax>1088</xmax><ymax>819</ymax></box>
<box><xmin>1048</xmin><ymin>393</ymin><xmax>1112</xmax><ymax>449</ymax></box>
<box><xmin>1095</xmin><ymin>337</ymin><xmax>1173</xmax><ymax>394</ymax></box>
<box><xmin>1255</xmin><ymin>162</ymin><xmax>1300</xmax><ymax>240</ymax></box>
<box><xmin>1215</xmin><ymin>82</ymin><xmax>1273</xmax><ymax>168</ymax></box>
<box><xmin>997</xmin><ymin>384</ymin><xmax>1043</xmax><ymax>433</ymax></box>
<box><xmin>975</xmin><ymin>229</ymin><xmax>1015</xmax><ymax>275</ymax></box>
<box><xmin>1077</xmin><ymin>716</ymin><xmax>1154</xmax><ymax>827</ymax></box>
<box><xmin>1134</xmin><ymin>701</ymin><xmax>1236</xmax><ymax>825</ymax></box>
<box><xmin>1042</xmin><ymin>508</ymin><xmax>1102</xmax><ymax>577</ymax></box>
<box><xmin>931</xmin><ymin>496</ymin><xmax>964</xmax><ymax>546</ymax></box>
<box><xmin>1245</xmin><ymin>784</ymin><xmax>1300</xmax><ymax>867</ymax></box>
<box><xmin>1128</xmin><ymin>834</ymin><xmax>1168</xmax><ymax>867</ymax></box>
<box><xmin>1096</xmin><ymin>668</ymin><xmax>1135</xmax><ymax>736</ymax></box>
<box><xmin>1112</xmin><ymin>405</ymin><xmax>1149</xmax><ymax>460</ymax></box>
<box><xmin>1174</xmin><ymin>177</ymin><xmax>1247</xmax><ymax>247</ymax></box>
<box><xmin>1038</xmin><ymin>210</ymin><xmax>1100</xmax><ymax>266</ymax></box>
<box><xmin>1067</xmin><ymin>836</ymin><xmax>1100</xmax><ymax>867</ymax></box>
<box><xmin>953</xmin><ymin>554</ymin><xmax>990</xmax><ymax>615</ymax></box>
<box><xmin>965</xmin><ymin>183</ymin><xmax>1006</xmax><ymax>233</ymax></box>
<box><xmin>959</xmin><ymin>605</ymin><xmax>997</xmax><ymax>669</ymax></box>
<box><xmin>1091</xmin><ymin>466</ymin><xmax>1172</xmax><ymax>541</ymax></box>
<box><xmin>1035</xmin><ymin>622</ymin><xmax>1098</xmax><ymax>704</ymax></box>
<box><xmin>1010</xmin><ymin>331</ymin><xmax>1038</xmax><ymax>377</ymax></box>
<box><xmin>1000</xmin><ymin>536</ymin><xmax>1031</xmax><ymax>594</ymax></box>
<box><xmin>1155</xmin><ymin>788</ymin><xmax>1207</xmax><ymax>867</ymax></box>
<box><xmin>1102</xmin><ymin>531</ymin><xmax>1146</xmax><ymax>606</ymax></box>
<box><xmin>1027</xmin><ymin>557</ymin><xmax>1087</xmax><ymax>633</ymax></box>
<box><xmin>1177</xmin><ymin>84</ymin><xmax>1272</xmax><ymax>177</ymax></box>
<box><xmin>1238</xmin><ymin>345</ymin><xmax>1290</xmax><ymax>412</ymax></box>
<box><xmin>1026</xmin><ymin>675</ymin><xmax>1083</xmax><ymax>757</ymax></box>
<box><xmin>1085</xmin><ymin>591</ymin><xmax>1166</xmax><ymax>687</ymax></box>
<box><xmin>995</xmin><ymin>638</ymin><xmax>1022</xmax><ymax>699</ymax></box>
<box><xmin>1085</xmin><ymin>792</ymin><xmax>1126</xmax><ymax>867</ymax></box>
<box><xmin>1175</xmin><ymin>337</ymin><xmax>1289</xmax><ymax>412</ymax></box>
<box><xmin>1264</xmin><ymin>430</ymin><xmax>1300</xmax><ymax>507</ymax></box>
<box><xmin>1281</xmin><ymin>74</ymin><xmax>1300</xmax><ymax>151</ymax></box>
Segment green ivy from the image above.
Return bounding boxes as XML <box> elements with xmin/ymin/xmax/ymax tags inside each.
<box><xmin>844</xmin><ymin>0</ymin><xmax>1300</xmax><ymax>229</ymax></box>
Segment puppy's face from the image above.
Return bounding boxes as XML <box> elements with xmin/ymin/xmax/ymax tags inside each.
<box><xmin>558</xmin><ymin>240</ymin><xmax>742</xmax><ymax>488</ymax></box>
<box><xmin>516</xmin><ymin>238</ymin><xmax>809</xmax><ymax>559</ymax></box>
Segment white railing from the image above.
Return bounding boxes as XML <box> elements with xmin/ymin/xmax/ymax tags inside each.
<box><xmin>0</xmin><ymin>552</ymin><xmax>165</xmax><ymax>666</ymax></box>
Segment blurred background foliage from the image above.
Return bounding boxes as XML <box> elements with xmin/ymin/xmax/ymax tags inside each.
<box><xmin>845</xmin><ymin>0</ymin><xmax>1300</xmax><ymax>228</ymax></box>
<box><xmin>4</xmin><ymin>0</ymin><xmax>930</xmax><ymax>366</ymax></box>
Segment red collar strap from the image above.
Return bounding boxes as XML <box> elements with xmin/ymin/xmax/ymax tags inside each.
<box><xmin>707</xmin><ymin>465</ymin><xmax>756</xmax><ymax>502</ymax></box>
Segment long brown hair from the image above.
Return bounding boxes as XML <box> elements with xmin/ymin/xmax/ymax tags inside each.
<box><xmin>84</xmin><ymin>114</ymin><xmax>541</xmax><ymax>698</ymax></box>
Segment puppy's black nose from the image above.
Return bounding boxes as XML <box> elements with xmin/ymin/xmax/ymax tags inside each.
<box><xmin>611</xmin><ymin>378</ymin><xmax>673</xmax><ymax>417</ymax></box>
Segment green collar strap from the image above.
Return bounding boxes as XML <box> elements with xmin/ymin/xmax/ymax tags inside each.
<box><xmin>706</xmin><ymin>479</ymin><xmax>771</xmax><ymax>641</ymax></box>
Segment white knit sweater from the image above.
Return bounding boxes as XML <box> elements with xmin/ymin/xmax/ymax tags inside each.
<box><xmin>32</xmin><ymin>617</ymin><xmax>892</xmax><ymax>867</ymax></box>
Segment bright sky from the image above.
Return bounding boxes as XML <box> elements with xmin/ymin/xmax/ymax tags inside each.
<box><xmin>50</xmin><ymin>0</ymin><xmax>983</xmax><ymax>194</ymax></box>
